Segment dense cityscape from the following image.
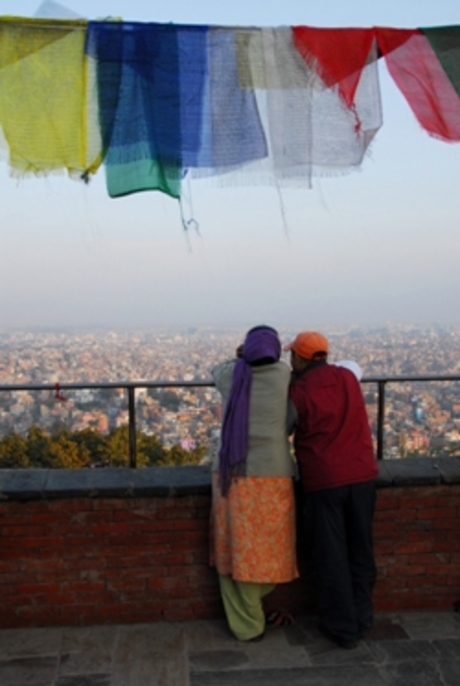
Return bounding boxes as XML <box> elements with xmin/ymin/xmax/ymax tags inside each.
<box><xmin>0</xmin><ymin>324</ymin><xmax>459</xmax><ymax>462</ymax></box>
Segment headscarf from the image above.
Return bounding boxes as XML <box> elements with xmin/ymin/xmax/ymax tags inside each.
<box><xmin>219</xmin><ymin>325</ymin><xmax>281</xmax><ymax>495</ymax></box>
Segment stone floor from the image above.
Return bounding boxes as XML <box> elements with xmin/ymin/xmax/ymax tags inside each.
<box><xmin>0</xmin><ymin>610</ymin><xmax>459</xmax><ymax>686</ymax></box>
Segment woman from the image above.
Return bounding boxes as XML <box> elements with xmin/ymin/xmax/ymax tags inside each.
<box><xmin>210</xmin><ymin>325</ymin><xmax>298</xmax><ymax>642</ymax></box>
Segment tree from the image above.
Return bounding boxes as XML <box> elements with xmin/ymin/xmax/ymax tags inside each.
<box><xmin>102</xmin><ymin>426</ymin><xmax>151</xmax><ymax>467</ymax></box>
<box><xmin>138</xmin><ymin>433</ymin><xmax>167</xmax><ymax>466</ymax></box>
<box><xmin>162</xmin><ymin>444</ymin><xmax>207</xmax><ymax>466</ymax></box>
<box><xmin>49</xmin><ymin>432</ymin><xmax>90</xmax><ymax>469</ymax></box>
<box><xmin>72</xmin><ymin>428</ymin><xmax>108</xmax><ymax>467</ymax></box>
<box><xmin>0</xmin><ymin>432</ymin><xmax>29</xmax><ymax>468</ymax></box>
<box><xmin>26</xmin><ymin>426</ymin><xmax>53</xmax><ymax>467</ymax></box>
<box><xmin>0</xmin><ymin>424</ymin><xmax>208</xmax><ymax>469</ymax></box>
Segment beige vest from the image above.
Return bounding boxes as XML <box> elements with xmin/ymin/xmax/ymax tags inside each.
<box><xmin>212</xmin><ymin>359</ymin><xmax>295</xmax><ymax>478</ymax></box>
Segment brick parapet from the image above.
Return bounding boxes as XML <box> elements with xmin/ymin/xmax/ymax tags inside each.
<box><xmin>0</xmin><ymin>458</ymin><xmax>459</xmax><ymax>628</ymax></box>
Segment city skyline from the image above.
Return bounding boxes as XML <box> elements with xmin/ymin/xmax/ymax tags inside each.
<box><xmin>1</xmin><ymin>1</ymin><xmax>459</xmax><ymax>331</ymax></box>
<box><xmin>1</xmin><ymin>324</ymin><xmax>459</xmax><ymax>462</ymax></box>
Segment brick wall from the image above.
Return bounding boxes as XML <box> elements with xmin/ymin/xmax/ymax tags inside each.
<box><xmin>0</xmin><ymin>460</ymin><xmax>459</xmax><ymax>629</ymax></box>
<box><xmin>0</xmin><ymin>495</ymin><xmax>220</xmax><ymax>628</ymax></box>
<box><xmin>373</xmin><ymin>486</ymin><xmax>460</xmax><ymax>612</ymax></box>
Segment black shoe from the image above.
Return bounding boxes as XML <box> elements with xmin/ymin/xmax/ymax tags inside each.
<box><xmin>358</xmin><ymin>620</ymin><xmax>373</xmax><ymax>638</ymax></box>
<box><xmin>333</xmin><ymin>636</ymin><xmax>358</xmax><ymax>650</ymax></box>
<box><xmin>319</xmin><ymin>625</ymin><xmax>358</xmax><ymax>650</ymax></box>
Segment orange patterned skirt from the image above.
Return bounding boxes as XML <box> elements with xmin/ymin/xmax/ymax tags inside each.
<box><xmin>210</xmin><ymin>472</ymin><xmax>299</xmax><ymax>584</ymax></box>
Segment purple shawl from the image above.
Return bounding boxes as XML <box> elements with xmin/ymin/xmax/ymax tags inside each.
<box><xmin>219</xmin><ymin>326</ymin><xmax>281</xmax><ymax>495</ymax></box>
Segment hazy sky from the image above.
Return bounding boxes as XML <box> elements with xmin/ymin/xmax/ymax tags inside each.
<box><xmin>1</xmin><ymin>1</ymin><xmax>459</xmax><ymax>332</ymax></box>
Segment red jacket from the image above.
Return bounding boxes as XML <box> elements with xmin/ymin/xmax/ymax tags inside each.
<box><xmin>290</xmin><ymin>361</ymin><xmax>378</xmax><ymax>492</ymax></box>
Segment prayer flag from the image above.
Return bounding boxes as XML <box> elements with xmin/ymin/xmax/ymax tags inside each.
<box><xmin>0</xmin><ymin>17</ymin><xmax>100</xmax><ymax>178</ymax></box>
<box><xmin>377</xmin><ymin>27</ymin><xmax>460</xmax><ymax>142</ymax></box>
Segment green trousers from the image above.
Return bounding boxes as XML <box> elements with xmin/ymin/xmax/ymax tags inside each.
<box><xmin>219</xmin><ymin>575</ymin><xmax>275</xmax><ymax>641</ymax></box>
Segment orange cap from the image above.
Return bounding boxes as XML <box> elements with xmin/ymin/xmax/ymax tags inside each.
<box><xmin>283</xmin><ymin>331</ymin><xmax>328</xmax><ymax>359</ymax></box>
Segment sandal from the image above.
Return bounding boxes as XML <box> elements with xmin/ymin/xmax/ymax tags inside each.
<box><xmin>237</xmin><ymin>631</ymin><xmax>265</xmax><ymax>642</ymax></box>
<box><xmin>266</xmin><ymin>610</ymin><xmax>295</xmax><ymax>628</ymax></box>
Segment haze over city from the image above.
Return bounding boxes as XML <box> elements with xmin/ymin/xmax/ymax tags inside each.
<box><xmin>1</xmin><ymin>0</ymin><xmax>459</xmax><ymax>332</ymax></box>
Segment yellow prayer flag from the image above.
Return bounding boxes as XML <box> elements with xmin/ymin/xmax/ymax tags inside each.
<box><xmin>0</xmin><ymin>17</ymin><xmax>101</xmax><ymax>178</ymax></box>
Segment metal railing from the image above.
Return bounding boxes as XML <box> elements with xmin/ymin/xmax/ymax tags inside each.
<box><xmin>1</xmin><ymin>374</ymin><xmax>459</xmax><ymax>466</ymax></box>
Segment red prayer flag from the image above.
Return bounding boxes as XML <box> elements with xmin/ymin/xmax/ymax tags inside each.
<box><xmin>376</xmin><ymin>27</ymin><xmax>460</xmax><ymax>142</ymax></box>
<box><xmin>292</xmin><ymin>27</ymin><xmax>376</xmax><ymax>109</ymax></box>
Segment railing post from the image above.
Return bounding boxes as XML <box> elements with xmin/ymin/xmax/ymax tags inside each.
<box><xmin>127</xmin><ymin>386</ymin><xmax>137</xmax><ymax>468</ymax></box>
<box><xmin>376</xmin><ymin>380</ymin><xmax>386</xmax><ymax>461</ymax></box>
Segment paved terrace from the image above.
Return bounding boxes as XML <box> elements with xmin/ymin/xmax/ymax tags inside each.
<box><xmin>1</xmin><ymin>610</ymin><xmax>460</xmax><ymax>685</ymax></box>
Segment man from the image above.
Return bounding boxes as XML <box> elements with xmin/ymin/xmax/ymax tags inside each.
<box><xmin>285</xmin><ymin>331</ymin><xmax>378</xmax><ymax>649</ymax></box>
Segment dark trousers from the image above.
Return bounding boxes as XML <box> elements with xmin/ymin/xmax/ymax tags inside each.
<box><xmin>303</xmin><ymin>480</ymin><xmax>377</xmax><ymax>642</ymax></box>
